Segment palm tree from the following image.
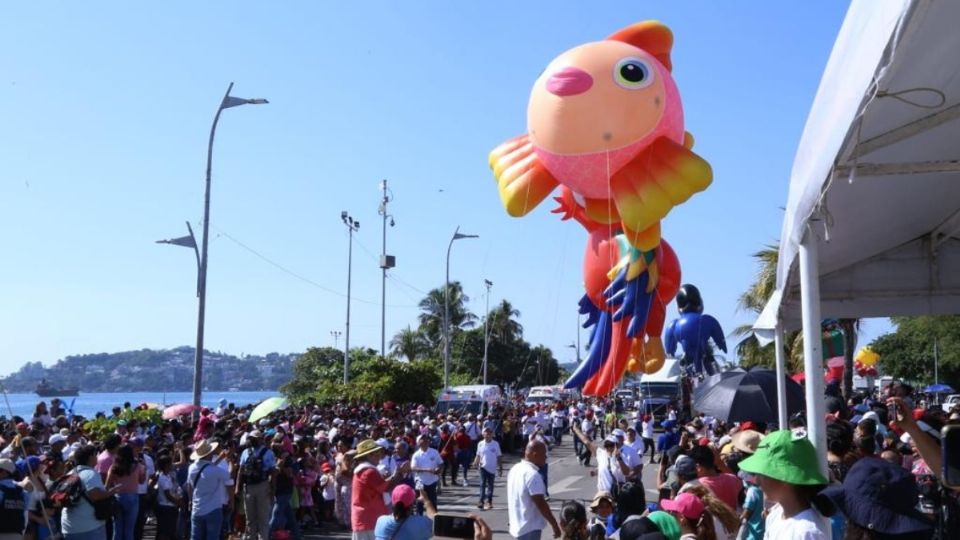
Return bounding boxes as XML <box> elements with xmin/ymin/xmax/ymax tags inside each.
<box><xmin>486</xmin><ymin>299</ymin><xmax>523</xmax><ymax>344</ymax></box>
<box><xmin>417</xmin><ymin>282</ymin><xmax>477</xmax><ymax>352</ymax></box>
<box><xmin>390</xmin><ymin>326</ymin><xmax>426</xmax><ymax>362</ymax></box>
<box><xmin>733</xmin><ymin>245</ymin><xmax>781</xmax><ymax>368</ymax></box>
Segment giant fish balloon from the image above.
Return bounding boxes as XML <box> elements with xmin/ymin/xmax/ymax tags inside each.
<box><xmin>489</xmin><ymin>21</ymin><xmax>713</xmax><ymax>395</ymax></box>
<box><xmin>664</xmin><ymin>284</ymin><xmax>727</xmax><ymax>376</ymax></box>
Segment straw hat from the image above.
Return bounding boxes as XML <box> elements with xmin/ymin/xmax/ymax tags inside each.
<box><xmin>191</xmin><ymin>439</ymin><xmax>220</xmax><ymax>461</ymax></box>
<box><xmin>354</xmin><ymin>439</ymin><xmax>384</xmax><ymax>459</ymax></box>
<box><xmin>731</xmin><ymin>430</ymin><xmax>764</xmax><ymax>454</ymax></box>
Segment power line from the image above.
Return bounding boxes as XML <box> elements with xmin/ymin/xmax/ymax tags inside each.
<box><xmin>211</xmin><ymin>225</ymin><xmax>418</xmax><ymax>309</ymax></box>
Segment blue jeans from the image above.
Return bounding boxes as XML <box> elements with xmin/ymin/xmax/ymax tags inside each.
<box><xmin>417</xmin><ymin>482</ymin><xmax>438</xmax><ymax>516</ymax></box>
<box><xmin>65</xmin><ymin>526</ymin><xmax>107</xmax><ymax>540</ymax></box>
<box><xmin>112</xmin><ymin>493</ymin><xmax>138</xmax><ymax>540</ymax></box>
<box><xmin>479</xmin><ymin>469</ymin><xmax>495</xmax><ymax>504</ymax></box>
<box><xmin>538</xmin><ymin>462</ymin><xmax>549</xmax><ymax>497</ymax></box>
<box><xmin>516</xmin><ymin>529</ymin><xmax>542</xmax><ymax>540</ymax></box>
<box><xmin>552</xmin><ymin>426</ymin><xmax>563</xmax><ymax>444</ymax></box>
<box><xmin>191</xmin><ymin>508</ymin><xmax>223</xmax><ymax>540</ymax></box>
<box><xmin>269</xmin><ymin>493</ymin><xmax>300</xmax><ymax>539</ymax></box>
<box><xmin>456</xmin><ymin>450</ymin><xmax>472</xmax><ymax>482</ymax></box>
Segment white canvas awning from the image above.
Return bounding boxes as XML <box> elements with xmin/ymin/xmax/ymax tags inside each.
<box><xmin>761</xmin><ymin>0</ymin><xmax>960</xmax><ymax>328</ymax></box>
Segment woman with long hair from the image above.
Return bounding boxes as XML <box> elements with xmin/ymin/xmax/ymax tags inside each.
<box><xmin>105</xmin><ymin>445</ymin><xmax>145</xmax><ymax>540</ymax></box>
<box><xmin>662</xmin><ymin>492</ymin><xmax>717</xmax><ymax>540</ymax></box>
<box><xmin>560</xmin><ymin>501</ymin><xmax>589</xmax><ymax>540</ymax></box>
<box><xmin>683</xmin><ymin>485</ymin><xmax>740</xmax><ymax>540</ymax></box>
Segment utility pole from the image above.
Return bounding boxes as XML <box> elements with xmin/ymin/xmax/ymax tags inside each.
<box><xmin>341</xmin><ymin>212</ymin><xmax>359</xmax><ymax>384</ymax></box>
<box><xmin>330</xmin><ymin>330</ymin><xmax>342</xmax><ymax>349</ymax></box>
<box><xmin>378</xmin><ymin>180</ymin><xmax>395</xmax><ymax>359</ymax></box>
<box><xmin>482</xmin><ymin>279</ymin><xmax>492</xmax><ymax>385</ymax></box>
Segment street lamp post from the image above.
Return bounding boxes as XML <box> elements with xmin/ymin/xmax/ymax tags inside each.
<box><xmin>330</xmin><ymin>330</ymin><xmax>342</xmax><ymax>349</ymax></box>
<box><xmin>443</xmin><ymin>226</ymin><xmax>478</xmax><ymax>388</ymax></box>
<box><xmin>161</xmin><ymin>83</ymin><xmax>267</xmax><ymax>410</ymax></box>
<box><xmin>342</xmin><ymin>212</ymin><xmax>359</xmax><ymax>384</ymax></box>
<box><xmin>482</xmin><ymin>279</ymin><xmax>493</xmax><ymax>385</ymax></box>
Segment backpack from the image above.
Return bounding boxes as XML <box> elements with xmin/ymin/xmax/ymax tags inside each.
<box><xmin>49</xmin><ymin>472</ymin><xmax>85</xmax><ymax>509</ymax></box>
<box><xmin>240</xmin><ymin>447</ymin><xmax>269</xmax><ymax>485</ymax></box>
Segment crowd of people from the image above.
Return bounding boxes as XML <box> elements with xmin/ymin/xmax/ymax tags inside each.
<box><xmin>0</xmin><ymin>379</ymin><xmax>957</xmax><ymax>540</ymax></box>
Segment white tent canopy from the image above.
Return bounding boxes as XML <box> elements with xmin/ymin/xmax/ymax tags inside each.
<box><xmin>770</xmin><ymin>0</ymin><xmax>960</xmax><ymax>326</ymax></box>
<box><xmin>751</xmin><ymin>0</ymin><xmax>960</xmax><ymax>472</ymax></box>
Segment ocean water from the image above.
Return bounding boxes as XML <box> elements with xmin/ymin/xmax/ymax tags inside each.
<box><xmin>0</xmin><ymin>391</ymin><xmax>278</xmax><ymax>419</ymax></box>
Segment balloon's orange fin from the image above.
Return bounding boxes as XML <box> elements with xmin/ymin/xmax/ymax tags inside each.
<box><xmin>607</xmin><ymin>21</ymin><xmax>674</xmax><ymax>72</ymax></box>
<box><xmin>489</xmin><ymin>134</ymin><xmax>559</xmax><ymax>217</ymax></box>
<box><xmin>610</xmin><ymin>137</ymin><xmax>712</xmax><ymax>250</ymax></box>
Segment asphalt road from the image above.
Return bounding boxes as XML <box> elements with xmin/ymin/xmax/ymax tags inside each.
<box><xmin>309</xmin><ymin>435</ymin><xmax>662</xmax><ymax>539</ymax></box>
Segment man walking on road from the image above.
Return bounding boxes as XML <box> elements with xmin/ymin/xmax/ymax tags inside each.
<box><xmin>506</xmin><ymin>440</ymin><xmax>560</xmax><ymax>540</ymax></box>
<box><xmin>473</xmin><ymin>427</ymin><xmax>501</xmax><ymax>510</ymax></box>
<box><xmin>236</xmin><ymin>431</ymin><xmax>274</xmax><ymax>540</ymax></box>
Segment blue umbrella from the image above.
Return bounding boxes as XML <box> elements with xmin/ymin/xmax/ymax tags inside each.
<box><xmin>923</xmin><ymin>383</ymin><xmax>954</xmax><ymax>394</ymax></box>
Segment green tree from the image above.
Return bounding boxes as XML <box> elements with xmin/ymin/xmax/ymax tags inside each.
<box><xmin>417</xmin><ymin>282</ymin><xmax>477</xmax><ymax>352</ymax></box>
<box><xmin>390</xmin><ymin>325</ymin><xmax>427</xmax><ymax>362</ymax></box>
<box><xmin>486</xmin><ymin>300</ymin><xmax>523</xmax><ymax>344</ymax></box>
<box><xmin>870</xmin><ymin>316</ymin><xmax>960</xmax><ymax>387</ymax></box>
<box><xmin>733</xmin><ymin>244</ymin><xmax>803</xmax><ymax>372</ymax></box>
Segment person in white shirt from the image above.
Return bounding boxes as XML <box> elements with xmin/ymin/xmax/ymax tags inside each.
<box><xmin>410</xmin><ymin>435</ymin><xmax>443</xmax><ymax>516</ymax></box>
<box><xmin>155</xmin><ymin>455</ymin><xmax>182</xmax><ymax>540</ymax></box>
<box><xmin>130</xmin><ymin>438</ymin><xmax>155</xmax><ymax>540</ymax></box>
<box><xmin>506</xmin><ymin>440</ymin><xmax>560</xmax><ymax>540</ymax></box>
<box><xmin>521</xmin><ymin>413</ymin><xmax>538</xmax><ymax>445</ymax></box>
<box><xmin>622</xmin><ymin>427</ymin><xmax>645</xmax><ymax>467</ymax></box>
<box><xmin>472</xmin><ymin>427</ymin><xmax>501</xmax><ymax>510</ymax></box>
<box><xmin>550</xmin><ymin>407</ymin><xmax>566</xmax><ymax>444</ymax></box>
<box><xmin>640</xmin><ymin>415</ymin><xmax>656</xmax><ymax>464</ymax></box>
<box><xmin>578</xmin><ymin>415</ymin><xmax>596</xmax><ymax>466</ymax></box>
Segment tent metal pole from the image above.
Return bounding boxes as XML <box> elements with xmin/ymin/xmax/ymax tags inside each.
<box><xmin>799</xmin><ymin>225</ymin><xmax>828</xmax><ymax>479</ymax></box>
<box><xmin>774</xmin><ymin>321</ymin><xmax>789</xmax><ymax>429</ymax></box>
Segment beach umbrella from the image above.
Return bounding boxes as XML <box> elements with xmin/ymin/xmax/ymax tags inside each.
<box><xmin>249</xmin><ymin>397</ymin><xmax>289</xmax><ymax>424</ymax></box>
<box><xmin>923</xmin><ymin>383</ymin><xmax>954</xmax><ymax>394</ymax></box>
<box><xmin>163</xmin><ymin>403</ymin><xmax>199</xmax><ymax>420</ymax></box>
<box><xmin>693</xmin><ymin>368</ymin><xmax>805</xmax><ymax>423</ymax></box>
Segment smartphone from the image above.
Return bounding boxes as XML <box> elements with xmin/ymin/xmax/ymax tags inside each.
<box><xmin>433</xmin><ymin>514</ymin><xmax>476</xmax><ymax>539</ymax></box>
<box><xmin>942</xmin><ymin>425</ymin><xmax>960</xmax><ymax>487</ymax></box>
<box><xmin>887</xmin><ymin>403</ymin><xmax>899</xmax><ymax>423</ymax></box>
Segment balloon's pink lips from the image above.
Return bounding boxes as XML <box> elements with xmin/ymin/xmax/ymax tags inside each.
<box><xmin>546</xmin><ymin>67</ymin><xmax>593</xmax><ymax>96</ymax></box>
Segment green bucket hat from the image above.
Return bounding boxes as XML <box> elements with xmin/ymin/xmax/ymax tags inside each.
<box><xmin>738</xmin><ymin>429</ymin><xmax>828</xmax><ymax>485</ymax></box>
<box><xmin>646</xmin><ymin>511</ymin><xmax>680</xmax><ymax>540</ymax></box>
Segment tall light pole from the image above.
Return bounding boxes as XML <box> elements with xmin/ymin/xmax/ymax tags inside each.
<box><xmin>444</xmin><ymin>226</ymin><xmax>478</xmax><ymax>388</ymax></box>
<box><xmin>378</xmin><ymin>180</ymin><xmax>395</xmax><ymax>359</ymax></box>
<box><xmin>181</xmin><ymin>82</ymin><xmax>266</xmax><ymax>410</ymax></box>
<box><xmin>482</xmin><ymin>279</ymin><xmax>493</xmax><ymax>385</ymax></box>
<box><xmin>330</xmin><ymin>330</ymin><xmax>342</xmax><ymax>349</ymax></box>
<box><xmin>341</xmin><ymin>212</ymin><xmax>359</xmax><ymax>384</ymax></box>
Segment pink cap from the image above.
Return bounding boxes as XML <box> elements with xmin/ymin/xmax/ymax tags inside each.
<box><xmin>660</xmin><ymin>493</ymin><xmax>705</xmax><ymax>521</ymax></box>
<box><xmin>391</xmin><ymin>484</ymin><xmax>416</xmax><ymax>508</ymax></box>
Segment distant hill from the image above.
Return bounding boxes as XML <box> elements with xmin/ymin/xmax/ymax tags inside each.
<box><xmin>0</xmin><ymin>347</ymin><xmax>297</xmax><ymax>393</ymax></box>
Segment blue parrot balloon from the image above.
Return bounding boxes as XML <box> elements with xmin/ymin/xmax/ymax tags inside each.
<box><xmin>664</xmin><ymin>284</ymin><xmax>727</xmax><ymax>376</ymax></box>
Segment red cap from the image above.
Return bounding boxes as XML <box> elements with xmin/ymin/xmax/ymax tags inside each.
<box><xmin>660</xmin><ymin>493</ymin><xmax>705</xmax><ymax>521</ymax></box>
<box><xmin>913</xmin><ymin>409</ymin><xmax>925</xmax><ymax>421</ymax></box>
<box><xmin>740</xmin><ymin>421</ymin><xmax>756</xmax><ymax>432</ymax></box>
<box><xmin>698</xmin><ymin>437</ymin><xmax>711</xmax><ymax>446</ymax></box>
<box><xmin>320</xmin><ymin>463</ymin><xmax>332</xmax><ymax>473</ymax></box>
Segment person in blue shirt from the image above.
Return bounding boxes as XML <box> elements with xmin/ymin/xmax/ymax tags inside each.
<box><xmin>656</xmin><ymin>421</ymin><xmax>679</xmax><ymax>462</ymax></box>
<box><xmin>186</xmin><ymin>440</ymin><xmax>232</xmax><ymax>540</ymax></box>
<box><xmin>374</xmin><ymin>484</ymin><xmax>433</xmax><ymax>540</ymax></box>
<box><xmin>0</xmin><ymin>458</ymin><xmax>31</xmax><ymax>539</ymax></box>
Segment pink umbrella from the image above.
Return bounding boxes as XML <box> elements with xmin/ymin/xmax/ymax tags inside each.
<box><xmin>163</xmin><ymin>403</ymin><xmax>199</xmax><ymax>420</ymax></box>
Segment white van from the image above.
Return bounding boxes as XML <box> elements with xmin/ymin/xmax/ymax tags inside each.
<box><xmin>435</xmin><ymin>385</ymin><xmax>502</xmax><ymax>415</ymax></box>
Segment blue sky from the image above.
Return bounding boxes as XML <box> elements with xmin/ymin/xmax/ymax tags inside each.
<box><xmin>0</xmin><ymin>1</ymin><xmax>889</xmax><ymax>376</ymax></box>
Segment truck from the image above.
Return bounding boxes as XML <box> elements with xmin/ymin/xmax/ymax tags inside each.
<box><xmin>637</xmin><ymin>358</ymin><xmax>682</xmax><ymax>423</ymax></box>
<box><xmin>435</xmin><ymin>385</ymin><xmax>502</xmax><ymax>415</ymax></box>
<box><xmin>942</xmin><ymin>394</ymin><xmax>960</xmax><ymax>414</ymax></box>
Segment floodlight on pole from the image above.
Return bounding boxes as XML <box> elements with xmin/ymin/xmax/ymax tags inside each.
<box><xmin>342</xmin><ymin>211</ymin><xmax>359</xmax><ymax>384</ymax></box>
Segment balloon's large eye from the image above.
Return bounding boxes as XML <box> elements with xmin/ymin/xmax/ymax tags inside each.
<box><xmin>613</xmin><ymin>57</ymin><xmax>654</xmax><ymax>90</ymax></box>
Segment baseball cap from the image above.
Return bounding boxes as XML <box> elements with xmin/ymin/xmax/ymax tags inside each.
<box><xmin>589</xmin><ymin>491</ymin><xmax>615</xmax><ymax>510</ymax></box>
<box><xmin>612</xmin><ymin>428</ymin><xmax>626</xmax><ymax>438</ymax></box>
<box><xmin>49</xmin><ymin>434</ymin><xmax>67</xmax><ymax>445</ymax></box>
<box><xmin>0</xmin><ymin>459</ymin><xmax>15</xmax><ymax>474</ymax></box>
<box><xmin>738</xmin><ymin>429</ymin><xmax>828</xmax><ymax>485</ymax></box>
<box><xmin>660</xmin><ymin>493</ymin><xmax>705</xmax><ymax>521</ymax></box>
<box><xmin>646</xmin><ymin>511</ymin><xmax>681</xmax><ymax>540</ymax></box>
<box><xmin>391</xmin><ymin>484</ymin><xmax>416</xmax><ymax>508</ymax></box>
<box><xmin>672</xmin><ymin>455</ymin><xmax>697</xmax><ymax>478</ymax></box>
